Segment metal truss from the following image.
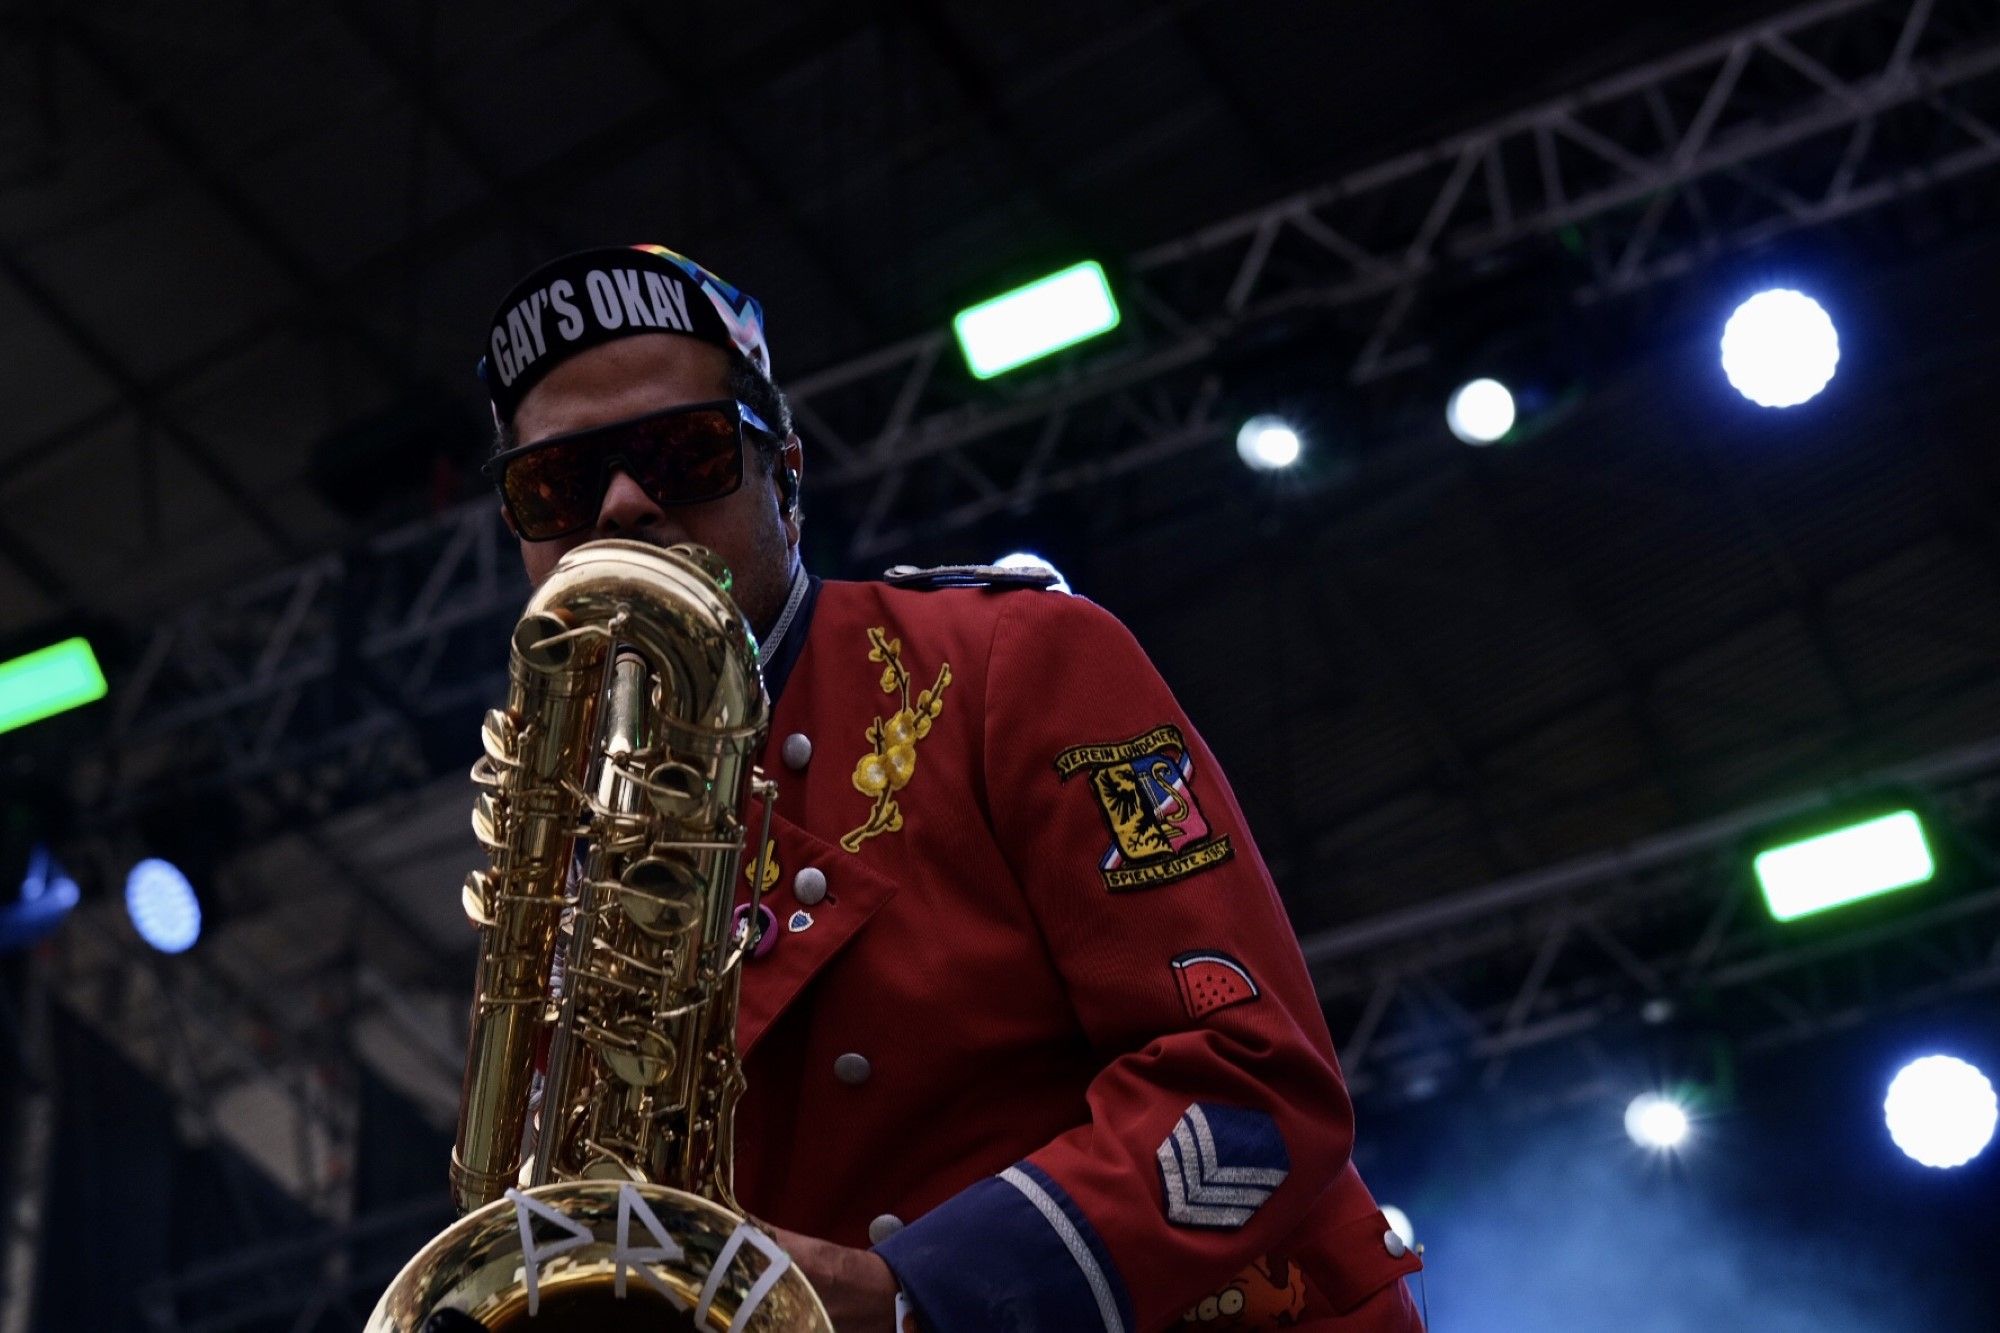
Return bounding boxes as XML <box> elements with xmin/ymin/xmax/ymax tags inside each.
<box><xmin>55</xmin><ymin>500</ymin><xmax>525</xmax><ymax>1243</ymax></box>
<box><xmin>788</xmin><ymin>0</ymin><xmax>2000</xmax><ymax>559</ymax></box>
<box><xmin>45</xmin><ymin>895</ymin><xmax>361</xmax><ymax>1219</ymax></box>
<box><xmin>1305</xmin><ymin>732</ymin><xmax>2000</xmax><ymax>1110</ymax></box>
<box><xmin>39</xmin><ymin>827</ymin><xmax>469</xmax><ymax>1234</ymax></box>
<box><xmin>72</xmin><ymin>0</ymin><xmax>2000</xmax><ymax>823</ymax></box>
<box><xmin>91</xmin><ymin>497</ymin><xmax>521</xmax><ymax>828</ymax></box>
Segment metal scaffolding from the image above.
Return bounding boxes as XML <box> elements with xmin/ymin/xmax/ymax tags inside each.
<box><xmin>794</xmin><ymin>0</ymin><xmax>2000</xmax><ymax>558</ymax></box>
<box><xmin>88</xmin><ymin>496</ymin><xmax>519</xmax><ymax>828</ymax></box>
<box><xmin>47</xmin><ymin>897</ymin><xmax>362</xmax><ymax>1219</ymax></box>
<box><xmin>1306</xmin><ymin>731</ymin><xmax>2000</xmax><ymax>1108</ymax></box>
<box><xmin>77</xmin><ymin>0</ymin><xmax>2000</xmax><ymax>834</ymax></box>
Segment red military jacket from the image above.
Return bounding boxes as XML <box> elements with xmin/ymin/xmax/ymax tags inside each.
<box><xmin>730</xmin><ymin>570</ymin><xmax>1422</xmax><ymax>1333</ymax></box>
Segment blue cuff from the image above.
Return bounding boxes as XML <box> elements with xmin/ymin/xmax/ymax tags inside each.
<box><xmin>873</xmin><ymin>1161</ymin><xmax>1134</xmax><ymax>1333</ymax></box>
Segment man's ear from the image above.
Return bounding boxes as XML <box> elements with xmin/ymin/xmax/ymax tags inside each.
<box><xmin>777</xmin><ymin>434</ymin><xmax>804</xmax><ymax>527</ymax></box>
<box><xmin>497</xmin><ymin>501</ymin><xmax>519</xmax><ymax>538</ymax></box>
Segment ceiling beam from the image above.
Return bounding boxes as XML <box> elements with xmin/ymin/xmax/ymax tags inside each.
<box><xmin>1</xmin><ymin>3</ymin><xmax>878</xmax><ymax>488</ymax></box>
<box><xmin>593</xmin><ymin>0</ymin><xmax>897</xmax><ymax>342</ymax></box>
<box><xmin>325</xmin><ymin>0</ymin><xmax>568</xmax><ymax>257</ymax></box>
<box><xmin>50</xmin><ymin>14</ymin><xmax>414</xmax><ymax>389</ymax></box>
<box><xmin>0</xmin><ymin>245</ymin><xmax>300</xmax><ymax>560</ymax></box>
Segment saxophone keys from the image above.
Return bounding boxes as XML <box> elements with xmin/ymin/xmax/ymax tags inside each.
<box><xmin>462</xmin><ymin>870</ymin><xmax>497</xmax><ymax>927</ymax></box>
<box><xmin>471</xmin><ymin>791</ymin><xmax>505</xmax><ymax>847</ymax></box>
<box><xmin>600</xmin><ymin>1027</ymin><xmax>677</xmax><ymax>1088</ymax></box>
<box><xmin>480</xmin><ymin>707</ymin><xmax>519</xmax><ymax>765</ymax></box>
<box><xmin>643</xmin><ymin>760</ymin><xmax>708</xmax><ymax>819</ymax></box>
<box><xmin>615</xmin><ymin>856</ymin><xmax>704</xmax><ymax>937</ymax></box>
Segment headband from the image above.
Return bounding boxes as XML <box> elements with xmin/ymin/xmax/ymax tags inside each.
<box><xmin>478</xmin><ymin>244</ymin><xmax>771</xmax><ymax>424</ymax></box>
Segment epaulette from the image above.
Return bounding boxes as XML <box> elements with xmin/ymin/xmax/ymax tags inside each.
<box><xmin>882</xmin><ymin>563</ymin><xmax>1061</xmax><ymax>591</ymax></box>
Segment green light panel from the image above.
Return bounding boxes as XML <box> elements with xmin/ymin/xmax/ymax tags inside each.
<box><xmin>1755</xmin><ymin>809</ymin><xmax>1934</xmax><ymax>922</ymax></box>
<box><xmin>952</xmin><ymin>261</ymin><xmax>1121</xmax><ymax>379</ymax></box>
<box><xmin>0</xmin><ymin>637</ymin><xmax>108</xmax><ymax>736</ymax></box>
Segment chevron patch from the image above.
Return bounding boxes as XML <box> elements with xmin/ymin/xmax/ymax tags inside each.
<box><xmin>1155</xmin><ymin>1103</ymin><xmax>1289</xmax><ymax>1230</ymax></box>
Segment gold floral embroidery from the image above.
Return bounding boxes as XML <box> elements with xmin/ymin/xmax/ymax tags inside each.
<box><xmin>840</xmin><ymin>627</ymin><xmax>952</xmax><ymax>852</ymax></box>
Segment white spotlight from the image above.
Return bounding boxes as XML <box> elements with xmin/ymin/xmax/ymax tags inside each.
<box><xmin>1885</xmin><ymin>1055</ymin><xmax>1997</xmax><ymax>1169</ymax></box>
<box><xmin>994</xmin><ymin>551</ymin><xmax>1071</xmax><ymax>593</ymax></box>
<box><xmin>1236</xmin><ymin>415</ymin><xmax>1302</xmax><ymax>472</ymax></box>
<box><xmin>1446</xmin><ymin>378</ymin><xmax>1517</xmax><ymax>445</ymax></box>
<box><xmin>1720</xmin><ymin>288</ymin><xmax>1840</xmax><ymax>408</ymax></box>
<box><xmin>1625</xmin><ymin>1092</ymin><xmax>1692</xmax><ymax>1151</ymax></box>
<box><xmin>1381</xmin><ymin>1205</ymin><xmax>1415</xmax><ymax>1251</ymax></box>
<box><xmin>126</xmin><ymin>857</ymin><xmax>202</xmax><ymax>954</ymax></box>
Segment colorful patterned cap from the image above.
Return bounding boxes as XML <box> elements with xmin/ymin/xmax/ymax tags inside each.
<box><xmin>478</xmin><ymin>244</ymin><xmax>770</xmax><ymax>423</ymax></box>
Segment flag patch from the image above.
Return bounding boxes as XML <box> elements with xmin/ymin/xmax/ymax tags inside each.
<box><xmin>1156</xmin><ymin>1103</ymin><xmax>1289</xmax><ymax>1230</ymax></box>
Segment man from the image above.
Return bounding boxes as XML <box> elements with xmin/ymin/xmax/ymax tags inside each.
<box><xmin>478</xmin><ymin>245</ymin><xmax>1424</xmax><ymax>1332</ymax></box>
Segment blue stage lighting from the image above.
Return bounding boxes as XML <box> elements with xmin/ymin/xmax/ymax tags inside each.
<box><xmin>1885</xmin><ymin>1055</ymin><xmax>1996</xmax><ymax>1168</ymax></box>
<box><xmin>994</xmin><ymin>552</ymin><xmax>1072</xmax><ymax>593</ymax></box>
<box><xmin>1</xmin><ymin>844</ymin><xmax>80</xmax><ymax>952</ymax></box>
<box><xmin>126</xmin><ymin>857</ymin><xmax>202</xmax><ymax>954</ymax></box>
<box><xmin>1720</xmin><ymin>289</ymin><xmax>1840</xmax><ymax>408</ymax></box>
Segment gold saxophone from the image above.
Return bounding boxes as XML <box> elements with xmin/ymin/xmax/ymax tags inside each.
<box><xmin>366</xmin><ymin>540</ymin><xmax>831</xmax><ymax>1332</ymax></box>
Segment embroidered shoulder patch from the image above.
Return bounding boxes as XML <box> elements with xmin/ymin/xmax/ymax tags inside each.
<box><xmin>1176</xmin><ymin>1255</ymin><xmax>1307</xmax><ymax>1328</ymax></box>
<box><xmin>1171</xmin><ymin>950</ymin><xmax>1260</xmax><ymax>1020</ymax></box>
<box><xmin>1055</xmin><ymin>724</ymin><xmax>1234</xmax><ymax>891</ymax></box>
<box><xmin>1157</xmin><ymin>1103</ymin><xmax>1289</xmax><ymax>1230</ymax></box>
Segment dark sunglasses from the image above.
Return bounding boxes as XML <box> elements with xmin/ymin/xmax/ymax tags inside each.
<box><xmin>484</xmin><ymin>399</ymin><xmax>779</xmax><ymax>542</ymax></box>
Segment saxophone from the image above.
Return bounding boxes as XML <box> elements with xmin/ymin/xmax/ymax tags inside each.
<box><xmin>366</xmin><ymin>540</ymin><xmax>831</xmax><ymax>1332</ymax></box>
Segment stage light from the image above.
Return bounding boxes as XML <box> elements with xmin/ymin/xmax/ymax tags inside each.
<box><xmin>1885</xmin><ymin>1056</ymin><xmax>1997</xmax><ymax>1168</ymax></box>
<box><xmin>0</xmin><ymin>636</ymin><xmax>108</xmax><ymax>737</ymax></box>
<box><xmin>953</xmin><ymin>261</ymin><xmax>1120</xmax><ymax>379</ymax></box>
<box><xmin>1754</xmin><ymin>810</ymin><xmax>1932</xmax><ymax>922</ymax></box>
<box><xmin>994</xmin><ymin>552</ymin><xmax>1072</xmax><ymax>593</ymax></box>
<box><xmin>1236</xmin><ymin>415</ymin><xmax>1302</xmax><ymax>471</ymax></box>
<box><xmin>1625</xmin><ymin>1093</ymin><xmax>1691</xmax><ymax>1150</ymax></box>
<box><xmin>1446</xmin><ymin>378</ymin><xmax>1517</xmax><ymax>445</ymax></box>
<box><xmin>1381</xmin><ymin>1205</ymin><xmax>1415</xmax><ymax>1250</ymax></box>
<box><xmin>1</xmin><ymin>845</ymin><xmax>80</xmax><ymax>952</ymax></box>
<box><xmin>1720</xmin><ymin>289</ymin><xmax>1840</xmax><ymax>408</ymax></box>
<box><xmin>126</xmin><ymin>857</ymin><xmax>201</xmax><ymax>954</ymax></box>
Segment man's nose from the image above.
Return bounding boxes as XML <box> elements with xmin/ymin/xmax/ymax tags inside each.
<box><xmin>596</xmin><ymin>468</ymin><xmax>674</xmax><ymax>536</ymax></box>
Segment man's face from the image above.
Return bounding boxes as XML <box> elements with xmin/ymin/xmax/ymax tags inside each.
<box><xmin>507</xmin><ymin>334</ymin><xmax>801</xmax><ymax>637</ymax></box>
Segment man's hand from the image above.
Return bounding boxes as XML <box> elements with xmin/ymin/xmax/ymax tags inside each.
<box><xmin>768</xmin><ymin>1226</ymin><xmax>904</xmax><ymax>1332</ymax></box>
